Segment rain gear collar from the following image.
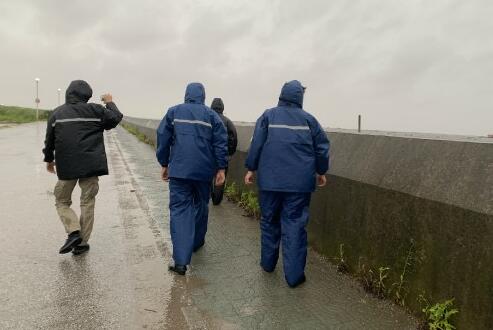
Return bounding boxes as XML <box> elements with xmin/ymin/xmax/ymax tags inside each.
<box><xmin>278</xmin><ymin>80</ymin><xmax>304</xmax><ymax>108</ymax></box>
<box><xmin>65</xmin><ymin>80</ymin><xmax>93</xmax><ymax>104</ymax></box>
<box><xmin>184</xmin><ymin>82</ymin><xmax>206</xmax><ymax>104</ymax></box>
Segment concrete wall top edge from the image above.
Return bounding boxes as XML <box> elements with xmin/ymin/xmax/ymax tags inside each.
<box><xmin>123</xmin><ymin>116</ymin><xmax>492</xmax><ymax>144</ymax></box>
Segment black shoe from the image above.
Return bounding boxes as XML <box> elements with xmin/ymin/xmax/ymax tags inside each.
<box><xmin>59</xmin><ymin>231</ymin><xmax>82</xmax><ymax>254</ymax></box>
<box><xmin>168</xmin><ymin>264</ymin><xmax>187</xmax><ymax>275</ymax></box>
<box><xmin>72</xmin><ymin>243</ymin><xmax>90</xmax><ymax>255</ymax></box>
<box><xmin>288</xmin><ymin>275</ymin><xmax>306</xmax><ymax>288</ymax></box>
<box><xmin>193</xmin><ymin>242</ymin><xmax>204</xmax><ymax>253</ymax></box>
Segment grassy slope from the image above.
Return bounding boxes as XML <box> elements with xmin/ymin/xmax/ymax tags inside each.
<box><xmin>121</xmin><ymin>122</ymin><xmax>156</xmax><ymax>147</ymax></box>
<box><xmin>0</xmin><ymin>105</ymin><xmax>51</xmax><ymax>123</ymax></box>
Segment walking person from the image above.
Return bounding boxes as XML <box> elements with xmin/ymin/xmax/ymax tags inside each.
<box><xmin>244</xmin><ymin>80</ymin><xmax>330</xmax><ymax>287</ymax></box>
<box><xmin>43</xmin><ymin>80</ymin><xmax>123</xmax><ymax>255</ymax></box>
<box><xmin>210</xmin><ymin>98</ymin><xmax>238</xmax><ymax>205</ymax></box>
<box><xmin>156</xmin><ymin>82</ymin><xmax>228</xmax><ymax>275</ymax></box>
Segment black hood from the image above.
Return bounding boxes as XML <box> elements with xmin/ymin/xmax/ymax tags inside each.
<box><xmin>65</xmin><ymin>80</ymin><xmax>93</xmax><ymax>104</ymax></box>
<box><xmin>211</xmin><ymin>98</ymin><xmax>224</xmax><ymax>114</ymax></box>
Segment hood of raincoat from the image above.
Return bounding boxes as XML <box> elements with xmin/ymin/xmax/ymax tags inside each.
<box><xmin>184</xmin><ymin>82</ymin><xmax>206</xmax><ymax>104</ymax></box>
<box><xmin>278</xmin><ymin>80</ymin><xmax>304</xmax><ymax>108</ymax></box>
<box><xmin>211</xmin><ymin>98</ymin><xmax>224</xmax><ymax>114</ymax></box>
<box><xmin>65</xmin><ymin>80</ymin><xmax>93</xmax><ymax>104</ymax></box>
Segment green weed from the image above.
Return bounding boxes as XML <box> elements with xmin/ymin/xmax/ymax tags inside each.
<box><xmin>225</xmin><ymin>182</ymin><xmax>260</xmax><ymax>219</ymax></box>
<box><xmin>225</xmin><ymin>182</ymin><xmax>240</xmax><ymax>202</ymax></box>
<box><xmin>391</xmin><ymin>241</ymin><xmax>415</xmax><ymax>306</ymax></box>
<box><xmin>376</xmin><ymin>266</ymin><xmax>390</xmax><ymax>299</ymax></box>
<box><xmin>239</xmin><ymin>190</ymin><xmax>261</xmax><ymax>219</ymax></box>
<box><xmin>419</xmin><ymin>296</ymin><xmax>459</xmax><ymax>330</ymax></box>
<box><xmin>357</xmin><ymin>264</ymin><xmax>390</xmax><ymax>299</ymax></box>
<box><xmin>335</xmin><ymin>243</ymin><xmax>349</xmax><ymax>273</ymax></box>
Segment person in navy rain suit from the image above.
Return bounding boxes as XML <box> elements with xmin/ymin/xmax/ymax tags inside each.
<box><xmin>156</xmin><ymin>82</ymin><xmax>228</xmax><ymax>275</ymax></box>
<box><xmin>245</xmin><ymin>80</ymin><xmax>330</xmax><ymax>287</ymax></box>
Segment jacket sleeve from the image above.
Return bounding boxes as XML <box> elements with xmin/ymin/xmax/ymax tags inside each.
<box><xmin>212</xmin><ymin>112</ymin><xmax>228</xmax><ymax>170</ymax></box>
<box><xmin>309</xmin><ymin>118</ymin><xmax>330</xmax><ymax>175</ymax></box>
<box><xmin>227</xmin><ymin>118</ymin><xmax>238</xmax><ymax>156</ymax></box>
<box><xmin>245</xmin><ymin>112</ymin><xmax>268</xmax><ymax>171</ymax></box>
<box><xmin>101</xmin><ymin>102</ymin><xmax>123</xmax><ymax>130</ymax></box>
<box><xmin>42</xmin><ymin>114</ymin><xmax>56</xmax><ymax>162</ymax></box>
<box><xmin>156</xmin><ymin>109</ymin><xmax>174</xmax><ymax>167</ymax></box>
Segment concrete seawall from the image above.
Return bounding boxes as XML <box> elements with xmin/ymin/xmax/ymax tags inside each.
<box><xmin>122</xmin><ymin>116</ymin><xmax>493</xmax><ymax>329</ymax></box>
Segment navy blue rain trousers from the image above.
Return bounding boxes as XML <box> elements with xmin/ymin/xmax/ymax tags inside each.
<box><xmin>169</xmin><ymin>178</ymin><xmax>210</xmax><ymax>266</ymax></box>
<box><xmin>259</xmin><ymin>191</ymin><xmax>311</xmax><ymax>286</ymax></box>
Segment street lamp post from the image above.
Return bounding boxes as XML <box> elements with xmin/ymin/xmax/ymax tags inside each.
<box><xmin>35</xmin><ymin>78</ymin><xmax>40</xmax><ymax>120</ymax></box>
<box><xmin>57</xmin><ymin>88</ymin><xmax>61</xmax><ymax>106</ymax></box>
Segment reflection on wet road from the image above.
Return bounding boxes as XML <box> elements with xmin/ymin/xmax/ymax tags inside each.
<box><xmin>0</xmin><ymin>123</ymin><xmax>418</xmax><ymax>329</ymax></box>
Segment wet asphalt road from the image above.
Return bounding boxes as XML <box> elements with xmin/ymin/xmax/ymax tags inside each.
<box><xmin>0</xmin><ymin>123</ymin><xmax>418</xmax><ymax>329</ymax></box>
<box><xmin>0</xmin><ymin>123</ymin><xmax>171</xmax><ymax>329</ymax></box>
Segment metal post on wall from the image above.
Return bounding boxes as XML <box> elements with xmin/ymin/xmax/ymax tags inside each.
<box><xmin>57</xmin><ymin>88</ymin><xmax>61</xmax><ymax>106</ymax></box>
<box><xmin>358</xmin><ymin>114</ymin><xmax>361</xmax><ymax>133</ymax></box>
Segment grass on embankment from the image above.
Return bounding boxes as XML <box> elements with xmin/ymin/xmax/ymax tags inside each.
<box><xmin>121</xmin><ymin>122</ymin><xmax>156</xmax><ymax>147</ymax></box>
<box><xmin>0</xmin><ymin>105</ymin><xmax>51</xmax><ymax>123</ymax></box>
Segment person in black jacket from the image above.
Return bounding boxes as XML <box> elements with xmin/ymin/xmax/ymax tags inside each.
<box><xmin>211</xmin><ymin>98</ymin><xmax>237</xmax><ymax>156</ymax></box>
<box><xmin>210</xmin><ymin>98</ymin><xmax>238</xmax><ymax>205</ymax></box>
<box><xmin>43</xmin><ymin>80</ymin><xmax>123</xmax><ymax>255</ymax></box>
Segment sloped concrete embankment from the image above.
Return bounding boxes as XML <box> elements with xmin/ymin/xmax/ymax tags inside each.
<box><xmin>122</xmin><ymin>116</ymin><xmax>493</xmax><ymax>329</ymax></box>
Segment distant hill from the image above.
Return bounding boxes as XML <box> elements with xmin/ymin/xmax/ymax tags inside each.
<box><xmin>0</xmin><ymin>105</ymin><xmax>51</xmax><ymax>123</ymax></box>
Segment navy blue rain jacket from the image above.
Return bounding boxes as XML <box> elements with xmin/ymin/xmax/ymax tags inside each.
<box><xmin>156</xmin><ymin>83</ymin><xmax>228</xmax><ymax>182</ymax></box>
<box><xmin>245</xmin><ymin>80</ymin><xmax>330</xmax><ymax>192</ymax></box>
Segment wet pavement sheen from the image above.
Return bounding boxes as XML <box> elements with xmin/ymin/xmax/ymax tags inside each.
<box><xmin>0</xmin><ymin>123</ymin><xmax>418</xmax><ymax>329</ymax></box>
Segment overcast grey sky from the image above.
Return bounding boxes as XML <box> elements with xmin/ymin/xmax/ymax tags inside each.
<box><xmin>0</xmin><ymin>0</ymin><xmax>491</xmax><ymax>135</ymax></box>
